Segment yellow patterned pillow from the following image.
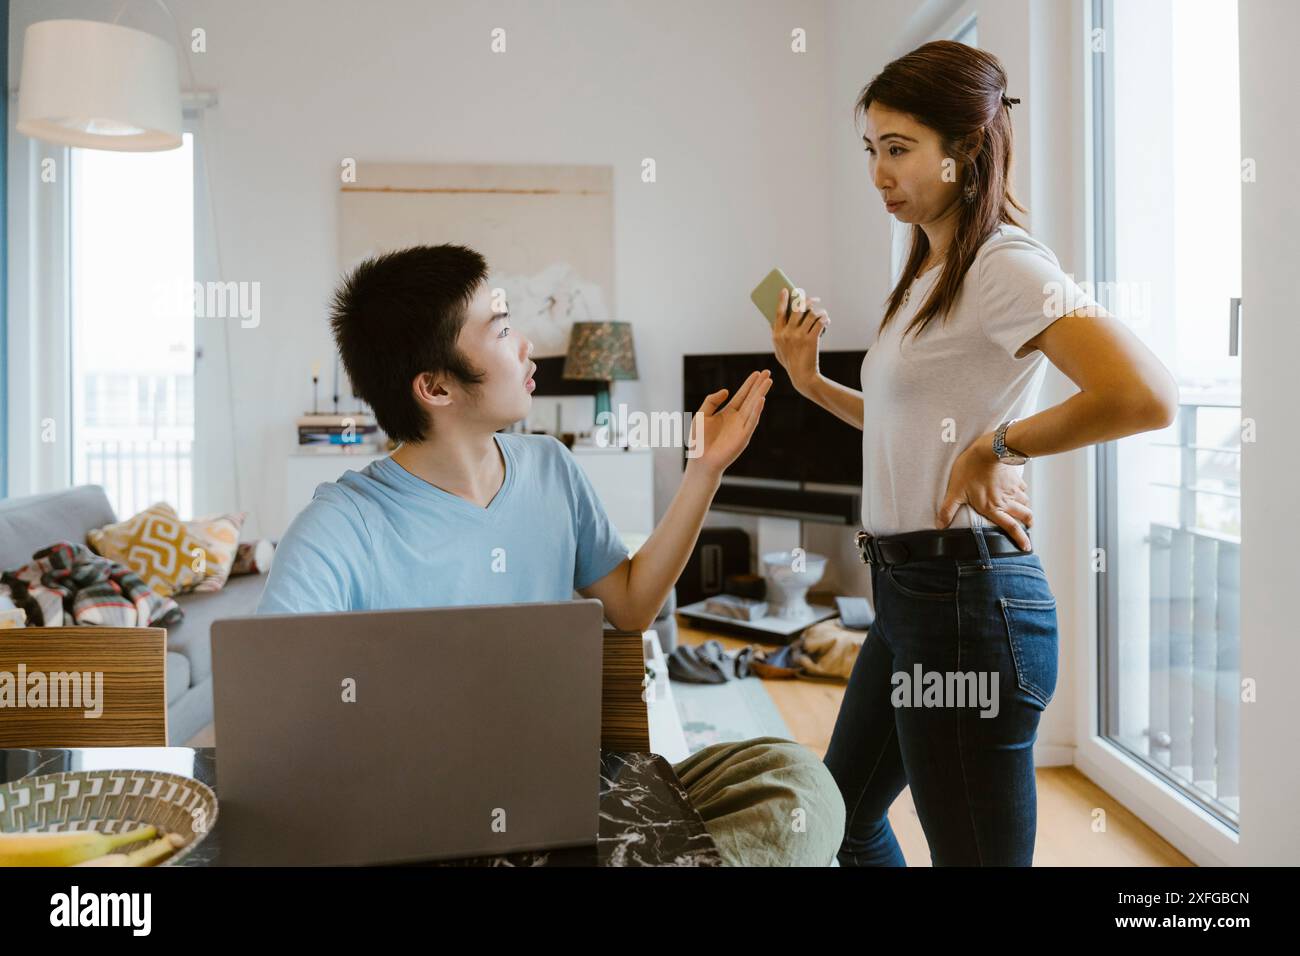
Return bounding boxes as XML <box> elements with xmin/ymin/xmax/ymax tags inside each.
<box><xmin>186</xmin><ymin>511</ymin><xmax>246</xmax><ymax>592</ymax></box>
<box><xmin>86</xmin><ymin>502</ymin><xmax>206</xmax><ymax>598</ymax></box>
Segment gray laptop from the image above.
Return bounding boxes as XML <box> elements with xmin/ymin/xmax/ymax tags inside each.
<box><xmin>210</xmin><ymin>600</ymin><xmax>605</xmax><ymax>866</ymax></box>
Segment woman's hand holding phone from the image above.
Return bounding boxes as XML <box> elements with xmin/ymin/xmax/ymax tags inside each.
<box><xmin>771</xmin><ymin>287</ymin><xmax>830</xmax><ymax>398</ymax></box>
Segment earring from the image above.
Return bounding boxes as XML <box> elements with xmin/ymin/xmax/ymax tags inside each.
<box><xmin>963</xmin><ymin>180</ymin><xmax>977</xmax><ymax>203</ymax></box>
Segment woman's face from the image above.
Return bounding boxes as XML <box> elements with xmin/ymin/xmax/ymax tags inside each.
<box><xmin>862</xmin><ymin>102</ymin><xmax>962</xmax><ymax>226</ymax></box>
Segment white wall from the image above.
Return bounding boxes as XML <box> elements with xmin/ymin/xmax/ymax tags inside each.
<box><xmin>1014</xmin><ymin>0</ymin><xmax>1094</xmax><ymax>770</ymax></box>
<box><xmin>10</xmin><ymin>0</ymin><xmax>835</xmax><ymax>540</ymax></box>
<box><xmin>13</xmin><ymin>2</ymin><xmax>1296</xmax><ymax>860</ymax></box>
<box><xmin>6</xmin><ymin>0</ymin><xmax>1083</xmax><ymax>757</ymax></box>
<box><xmin>835</xmin><ymin>0</ymin><xmax>1091</xmax><ymax>762</ymax></box>
<box><xmin>798</xmin><ymin>0</ymin><xmax>922</xmax><ymax>598</ymax></box>
<box><xmin>1236</xmin><ymin>0</ymin><xmax>1300</xmax><ymax>866</ymax></box>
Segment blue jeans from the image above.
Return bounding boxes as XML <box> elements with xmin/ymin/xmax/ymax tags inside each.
<box><xmin>823</xmin><ymin>525</ymin><xmax>1059</xmax><ymax>866</ymax></box>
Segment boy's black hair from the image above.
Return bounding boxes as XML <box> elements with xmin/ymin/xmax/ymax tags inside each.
<box><xmin>329</xmin><ymin>244</ymin><xmax>489</xmax><ymax>444</ymax></box>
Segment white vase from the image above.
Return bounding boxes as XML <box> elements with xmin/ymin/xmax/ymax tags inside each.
<box><xmin>761</xmin><ymin>550</ymin><xmax>828</xmax><ymax>620</ymax></box>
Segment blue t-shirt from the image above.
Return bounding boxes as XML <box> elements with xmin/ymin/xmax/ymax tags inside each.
<box><xmin>256</xmin><ymin>433</ymin><xmax>630</xmax><ymax>615</ymax></box>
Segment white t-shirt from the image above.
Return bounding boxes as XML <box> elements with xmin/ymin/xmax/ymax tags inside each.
<box><xmin>859</xmin><ymin>223</ymin><xmax>1098</xmax><ymax>535</ymax></box>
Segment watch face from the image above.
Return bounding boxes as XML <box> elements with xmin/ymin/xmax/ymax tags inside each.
<box><xmin>1000</xmin><ymin>452</ymin><xmax>1028</xmax><ymax>465</ymax></box>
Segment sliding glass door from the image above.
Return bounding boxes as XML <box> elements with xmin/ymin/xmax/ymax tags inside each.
<box><xmin>1092</xmin><ymin>0</ymin><xmax>1242</xmax><ymax>828</ymax></box>
<box><xmin>69</xmin><ymin>134</ymin><xmax>196</xmax><ymax>519</ymax></box>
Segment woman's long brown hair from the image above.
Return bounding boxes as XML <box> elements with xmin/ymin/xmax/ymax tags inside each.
<box><xmin>857</xmin><ymin>40</ymin><xmax>1028</xmax><ymax>341</ymax></box>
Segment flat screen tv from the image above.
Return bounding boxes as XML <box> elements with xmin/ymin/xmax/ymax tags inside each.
<box><xmin>682</xmin><ymin>351</ymin><xmax>865</xmax><ymax>487</ymax></box>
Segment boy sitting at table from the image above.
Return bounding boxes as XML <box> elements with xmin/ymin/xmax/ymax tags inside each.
<box><xmin>256</xmin><ymin>244</ymin><xmax>845</xmax><ymax>867</ymax></box>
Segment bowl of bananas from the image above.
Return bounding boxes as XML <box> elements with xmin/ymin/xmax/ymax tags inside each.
<box><xmin>0</xmin><ymin>768</ymin><xmax>217</xmax><ymax>867</ymax></box>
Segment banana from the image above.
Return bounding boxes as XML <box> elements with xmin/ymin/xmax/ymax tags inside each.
<box><xmin>0</xmin><ymin>825</ymin><xmax>157</xmax><ymax>867</ymax></box>
<box><xmin>75</xmin><ymin>833</ymin><xmax>186</xmax><ymax>867</ymax></box>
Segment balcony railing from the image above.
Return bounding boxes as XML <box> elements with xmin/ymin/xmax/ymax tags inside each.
<box><xmin>80</xmin><ymin>439</ymin><xmax>193</xmax><ymax>520</ymax></box>
<box><xmin>1140</xmin><ymin>399</ymin><xmax>1241</xmax><ymax>821</ymax></box>
<box><xmin>1147</xmin><ymin>523</ymin><xmax>1240</xmax><ymax>816</ymax></box>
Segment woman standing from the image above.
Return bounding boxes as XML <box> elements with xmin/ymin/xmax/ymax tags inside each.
<box><xmin>771</xmin><ymin>40</ymin><xmax>1178</xmax><ymax>866</ymax></box>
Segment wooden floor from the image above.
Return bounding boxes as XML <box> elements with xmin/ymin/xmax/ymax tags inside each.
<box><xmin>186</xmin><ymin>618</ymin><xmax>1191</xmax><ymax>866</ymax></box>
<box><xmin>676</xmin><ymin>620</ymin><xmax>1192</xmax><ymax>867</ymax></box>
<box><xmin>184</xmin><ymin>723</ymin><xmax>215</xmax><ymax>748</ymax></box>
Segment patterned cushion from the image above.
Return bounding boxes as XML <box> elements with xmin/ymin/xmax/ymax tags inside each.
<box><xmin>186</xmin><ymin>512</ymin><xmax>246</xmax><ymax>592</ymax></box>
<box><xmin>85</xmin><ymin>503</ymin><xmax>206</xmax><ymax>598</ymax></box>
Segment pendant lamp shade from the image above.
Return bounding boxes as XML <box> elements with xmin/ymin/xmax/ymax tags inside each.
<box><xmin>17</xmin><ymin>18</ymin><xmax>183</xmax><ymax>152</ymax></box>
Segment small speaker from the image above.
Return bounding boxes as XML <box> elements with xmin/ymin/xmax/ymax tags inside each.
<box><xmin>676</xmin><ymin>528</ymin><xmax>751</xmax><ymax>606</ymax></box>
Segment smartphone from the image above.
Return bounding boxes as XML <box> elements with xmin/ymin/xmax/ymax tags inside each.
<box><xmin>750</xmin><ymin>268</ymin><xmax>803</xmax><ymax>326</ymax></box>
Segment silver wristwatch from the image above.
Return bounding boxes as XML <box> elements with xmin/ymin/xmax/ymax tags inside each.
<box><xmin>993</xmin><ymin>419</ymin><xmax>1029</xmax><ymax>465</ymax></box>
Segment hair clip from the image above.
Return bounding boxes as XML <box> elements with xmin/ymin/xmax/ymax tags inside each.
<box><xmin>1001</xmin><ymin>94</ymin><xmax>1021</xmax><ymax>108</ymax></box>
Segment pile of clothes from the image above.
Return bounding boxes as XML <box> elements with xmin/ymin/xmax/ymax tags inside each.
<box><xmin>0</xmin><ymin>541</ymin><xmax>183</xmax><ymax>628</ymax></box>
<box><xmin>667</xmin><ymin>617</ymin><xmax>869</xmax><ymax>684</ymax></box>
<box><xmin>666</xmin><ymin>639</ymin><xmax>755</xmax><ymax>683</ymax></box>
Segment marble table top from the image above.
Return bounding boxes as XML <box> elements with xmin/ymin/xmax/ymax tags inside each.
<box><xmin>0</xmin><ymin>747</ymin><xmax>723</xmax><ymax>867</ymax></box>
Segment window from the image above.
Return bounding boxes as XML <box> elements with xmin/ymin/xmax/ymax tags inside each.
<box><xmin>953</xmin><ymin>15</ymin><xmax>978</xmax><ymax>48</ymax></box>
<box><xmin>1092</xmin><ymin>0</ymin><xmax>1242</xmax><ymax>828</ymax></box>
<box><xmin>70</xmin><ymin>134</ymin><xmax>195</xmax><ymax>518</ymax></box>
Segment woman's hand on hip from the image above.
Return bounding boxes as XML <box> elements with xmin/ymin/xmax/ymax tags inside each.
<box><xmin>936</xmin><ymin>431</ymin><xmax>1033</xmax><ymax>550</ymax></box>
<box><xmin>771</xmin><ymin>287</ymin><xmax>828</xmax><ymax>397</ymax></box>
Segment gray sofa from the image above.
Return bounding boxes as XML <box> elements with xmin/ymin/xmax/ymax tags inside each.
<box><xmin>0</xmin><ymin>485</ymin><xmax>263</xmax><ymax>745</ymax></box>
<box><xmin>0</xmin><ymin>485</ymin><xmax>679</xmax><ymax>747</ymax></box>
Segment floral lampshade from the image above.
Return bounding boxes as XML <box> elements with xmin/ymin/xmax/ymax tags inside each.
<box><xmin>562</xmin><ymin>322</ymin><xmax>638</xmax><ymax>427</ymax></box>
<box><xmin>562</xmin><ymin>322</ymin><xmax>638</xmax><ymax>383</ymax></box>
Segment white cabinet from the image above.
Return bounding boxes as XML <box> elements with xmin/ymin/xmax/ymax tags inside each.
<box><xmin>283</xmin><ymin>450</ymin><xmax>385</xmax><ymax>537</ymax></box>
<box><xmin>569</xmin><ymin>445</ymin><xmax>654</xmax><ymax>536</ymax></box>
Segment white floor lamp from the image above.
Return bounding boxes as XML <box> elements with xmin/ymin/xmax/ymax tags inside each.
<box><xmin>16</xmin><ymin>15</ymin><xmax>182</xmax><ymax>152</ymax></box>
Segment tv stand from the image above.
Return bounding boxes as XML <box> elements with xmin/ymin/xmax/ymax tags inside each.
<box><xmin>709</xmin><ymin>482</ymin><xmax>859</xmax><ymax>525</ymax></box>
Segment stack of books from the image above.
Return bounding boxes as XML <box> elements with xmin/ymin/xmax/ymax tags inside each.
<box><xmin>297</xmin><ymin>413</ymin><xmax>381</xmax><ymax>453</ymax></box>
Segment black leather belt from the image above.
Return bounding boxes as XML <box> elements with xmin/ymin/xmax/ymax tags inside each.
<box><xmin>855</xmin><ymin>527</ymin><xmax>1031</xmax><ymax>567</ymax></box>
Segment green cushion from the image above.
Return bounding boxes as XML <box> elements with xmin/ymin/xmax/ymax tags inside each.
<box><xmin>671</xmin><ymin>735</ymin><xmax>845</xmax><ymax>866</ymax></box>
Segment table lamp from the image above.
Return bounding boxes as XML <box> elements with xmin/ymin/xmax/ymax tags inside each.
<box><xmin>562</xmin><ymin>321</ymin><xmax>638</xmax><ymax>427</ymax></box>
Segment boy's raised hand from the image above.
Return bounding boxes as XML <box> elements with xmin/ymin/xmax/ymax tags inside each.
<box><xmin>687</xmin><ymin>369</ymin><xmax>773</xmax><ymax>477</ymax></box>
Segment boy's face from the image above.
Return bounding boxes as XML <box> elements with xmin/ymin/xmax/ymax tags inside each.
<box><xmin>445</xmin><ymin>280</ymin><xmax>536</xmax><ymax>429</ymax></box>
